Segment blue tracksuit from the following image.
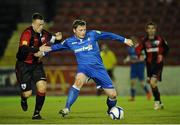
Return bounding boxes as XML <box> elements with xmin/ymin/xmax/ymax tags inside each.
<box><xmin>50</xmin><ymin>30</ymin><xmax>125</xmax><ymax>88</ymax></box>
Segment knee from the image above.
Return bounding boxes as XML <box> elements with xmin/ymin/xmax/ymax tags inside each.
<box><xmin>22</xmin><ymin>90</ymin><xmax>32</xmax><ymax>98</ymax></box>
<box><xmin>74</xmin><ymin>78</ymin><xmax>84</xmax><ymax>88</ymax></box>
<box><xmin>36</xmin><ymin>80</ymin><xmax>47</xmax><ymax>93</ymax></box>
<box><xmin>109</xmin><ymin>91</ymin><xmax>117</xmax><ymax>99</ymax></box>
<box><xmin>150</xmin><ymin>79</ymin><xmax>157</xmax><ymax>88</ymax></box>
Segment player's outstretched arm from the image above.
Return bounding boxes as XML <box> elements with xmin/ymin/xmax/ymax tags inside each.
<box><xmin>93</xmin><ymin>30</ymin><xmax>134</xmax><ymax>47</ymax></box>
<box><xmin>38</xmin><ymin>39</ymin><xmax>70</xmax><ymax>57</ymax></box>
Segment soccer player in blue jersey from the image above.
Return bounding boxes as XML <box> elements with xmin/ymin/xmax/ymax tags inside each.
<box><xmin>40</xmin><ymin>20</ymin><xmax>134</xmax><ymax>117</ymax></box>
<box><xmin>124</xmin><ymin>37</ymin><xmax>151</xmax><ymax>101</ymax></box>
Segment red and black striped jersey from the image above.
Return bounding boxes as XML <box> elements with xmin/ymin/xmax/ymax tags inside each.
<box><xmin>135</xmin><ymin>35</ymin><xmax>169</xmax><ymax>64</ymax></box>
<box><xmin>16</xmin><ymin>26</ymin><xmax>53</xmax><ymax>64</ymax></box>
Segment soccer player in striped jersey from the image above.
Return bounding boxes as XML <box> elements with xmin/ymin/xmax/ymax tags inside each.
<box><xmin>136</xmin><ymin>21</ymin><xmax>169</xmax><ymax>110</ymax></box>
<box><xmin>15</xmin><ymin>13</ymin><xmax>62</xmax><ymax>119</ymax></box>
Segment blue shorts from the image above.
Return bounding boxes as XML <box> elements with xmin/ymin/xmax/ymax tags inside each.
<box><xmin>130</xmin><ymin>62</ymin><xmax>145</xmax><ymax>81</ymax></box>
<box><xmin>77</xmin><ymin>64</ymin><xmax>114</xmax><ymax>89</ymax></box>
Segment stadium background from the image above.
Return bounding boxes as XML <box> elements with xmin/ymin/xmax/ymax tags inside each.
<box><xmin>0</xmin><ymin>0</ymin><xmax>180</xmax><ymax>96</ymax></box>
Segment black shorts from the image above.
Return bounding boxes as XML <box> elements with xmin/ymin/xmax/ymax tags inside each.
<box><xmin>146</xmin><ymin>62</ymin><xmax>163</xmax><ymax>81</ymax></box>
<box><xmin>15</xmin><ymin>61</ymin><xmax>46</xmax><ymax>92</ymax></box>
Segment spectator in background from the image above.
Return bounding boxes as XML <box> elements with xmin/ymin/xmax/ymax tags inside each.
<box><xmin>96</xmin><ymin>44</ymin><xmax>117</xmax><ymax>95</ymax></box>
<box><xmin>101</xmin><ymin>44</ymin><xmax>117</xmax><ymax>81</ymax></box>
<box><xmin>124</xmin><ymin>36</ymin><xmax>151</xmax><ymax>101</ymax></box>
<box><xmin>136</xmin><ymin>21</ymin><xmax>169</xmax><ymax>110</ymax></box>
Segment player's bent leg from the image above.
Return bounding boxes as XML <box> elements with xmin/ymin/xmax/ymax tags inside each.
<box><xmin>59</xmin><ymin>73</ymin><xmax>88</xmax><ymax>117</ymax></box>
<box><xmin>104</xmin><ymin>88</ymin><xmax>117</xmax><ymax>114</ymax></box>
<box><xmin>32</xmin><ymin>80</ymin><xmax>47</xmax><ymax>120</ymax></box>
<box><xmin>150</xmin><ymin>77</ymin><xmax>163</xmax><ymax>110</ymax></box>
<box><xmin>104</xmin><ymin>88</ymin><xmax>117</xmax><ymax>98</ymax></box>
<box><xmin>21</xmin><ymin>90</ymin><xmax>32</xmax><ymax>111</ymax></box>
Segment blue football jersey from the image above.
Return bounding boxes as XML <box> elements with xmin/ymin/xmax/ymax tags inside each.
<box><xmin>127</xmin><ymin>47</ymin><xmax>138</xmax><ymax>60</ymax></box>
<box><xmin>127</xmin><ymin>47</ymin><xmax>145</xmax><ymax>80</ymax></box>
<box><xmin>48</xmin><ymin>30</ymin><xmax>126</xmax><ymax>88</ymax></box>
<box><xmin>50</xmin><ymin>30</ymin><xmax>125</xmax><ymax>65</ymax></box>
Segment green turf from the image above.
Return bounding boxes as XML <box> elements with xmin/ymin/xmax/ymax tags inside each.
<box><xmin>0</xmin><ymin>96</ymin><xmax>180</xmax><ymax>124</ymax></box>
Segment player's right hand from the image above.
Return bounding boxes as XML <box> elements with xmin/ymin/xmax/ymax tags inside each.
<box><xmin>39</xmin><ymin>44</ymin><xmax>51</xmax><ymax>52</ymax></box>
<box><xmin>125</xmin><ymin>39</ymin><xmax>134</xmax><ymax>47</ymax></box>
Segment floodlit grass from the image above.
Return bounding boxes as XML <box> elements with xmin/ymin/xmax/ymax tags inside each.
<box><xmin>0</xmin><ymin>96</ymin><xmax>180</xmax><ymax>124</ymax></box>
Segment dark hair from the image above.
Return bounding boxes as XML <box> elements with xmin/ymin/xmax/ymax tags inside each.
<box><xmin>32</xmin><ymin>13</ymin><xmax>44</xmax><ymax>21</ymax></box>
<box><xmin>145</xmin><ymin>21</ymin><xmax>157</xmax><ymax>29</ymax></box>
<box><xmin>72</xmin><ymin>19</ymin><xmax>86</xmax><ymax>29</ymax></box>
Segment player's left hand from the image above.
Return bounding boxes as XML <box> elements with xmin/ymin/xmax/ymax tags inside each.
<box><xmin>55</xmin><ymin>32</ymin><xmax>62</xmax><ymax>40</ymax></box>
<box><xmin>125</xmin><ymin>39</ymin><xmax>134</xmax><ymax>47</ymax></box>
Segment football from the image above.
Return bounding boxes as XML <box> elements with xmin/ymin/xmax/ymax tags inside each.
<box><xmin>109</xmin><ymin>106</ymin><xmax>124</xmax><ymax>120</ymax></box>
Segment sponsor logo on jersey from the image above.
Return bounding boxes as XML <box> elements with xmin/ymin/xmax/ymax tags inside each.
<box><xmin>146</xmin><ymin>47</ymin><xmax>159</xmax><ymax>52</ymax></box>
<box><xmin>74</xmin><ymin>44</ymin><xmax>93</xmax><ymax>53</ymax></box>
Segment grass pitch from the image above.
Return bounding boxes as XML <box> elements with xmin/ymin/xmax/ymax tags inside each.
<box><xmin>0</xmin><ymin>96</ymin><xmax>180</xmax><ymax>124</ymax></box>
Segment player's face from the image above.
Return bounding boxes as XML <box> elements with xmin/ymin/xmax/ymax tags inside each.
<box><xmin>146</xmin><ymin>25</ymin><xmax>156</xmax><ymax>37</ymax></box>
<box><xmin>73</xmin><ymin>25</ymin><xmax>86</xmax><ymax>39</ymax></box>
<box><xmin>32</xmin><ymin>19</ymin><xmax>44</xmax><ymax>33</ymax></box>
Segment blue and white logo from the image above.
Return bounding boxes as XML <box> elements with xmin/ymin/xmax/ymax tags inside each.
<box><xmin>74</xmin><ymin>44</ymin><xmax>93</xmax><ymax>53</ymax></box>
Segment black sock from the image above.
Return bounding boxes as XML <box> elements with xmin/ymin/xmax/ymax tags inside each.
<box><xmin>21</xmin><ymin>95</ymin><xmax>27</xmax><ymax>102</ymax></box>
<box><xmin>151</xmin><ymin>86</ymin><xmax>161</xmax><ymax>102</ymax></box>
<box><xmin>106</xmin><ymin>97</ymin><xmax>117</xmax><ymax>113</ymax></box>
<box><xmin>34</xmin><ymin>92</ymin><xmax>45</xmax><ymax>115</ymax></box>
